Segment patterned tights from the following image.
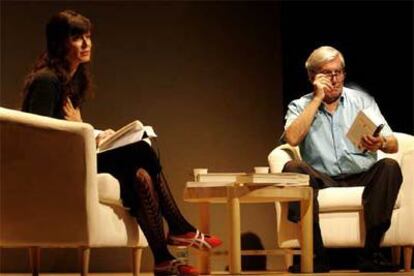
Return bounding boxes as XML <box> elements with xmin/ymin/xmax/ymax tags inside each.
<box><xmin>98</xmin><ymin>141</ymin><xmax>196</xmax><ymax>263</ymax></box>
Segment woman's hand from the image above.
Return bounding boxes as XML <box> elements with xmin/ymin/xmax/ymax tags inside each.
<box><xmin>96</xmin><ymin>129</ymin><xmax>115</xmax><ymax>147</ymax></box>
<box><xmin>63</xmin><ymin>97</ymin><xmax>83</xmax><ymax>122</ymax></box>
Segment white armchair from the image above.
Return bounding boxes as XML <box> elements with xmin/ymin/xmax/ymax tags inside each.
<box><xmin>0</xmin><ymin>107</ymin><xmax>148</xmax><ymax>275</ymax></box>
<box><xmin>268</xmin><ymin>132</ymin><xmax>414</xmax><ymax>272</ymax></box>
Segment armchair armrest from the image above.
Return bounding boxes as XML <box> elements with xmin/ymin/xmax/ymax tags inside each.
<box><xmin>268</xmin><ymin>144</ymin><xmax>301</xmax><ymax>173</ymax></box>
<box><xmin>0</xmin><ymin>108</ymin><xmax>99</xmax><ymax>246</ymax></box>
<box><xmin>399</xmin><ymin>149</ymin><xmax>414</xmax><ymax>207</ymax></box>
<box><xmin>389</xmin><ymin>149</ymin><xmax>414</xmax><ymax>245</ymax></box>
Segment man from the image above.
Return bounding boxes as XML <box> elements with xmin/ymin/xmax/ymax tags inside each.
<box><xmin>282</xmin><ymin>46</ymin><xmax>402</xmax><ymax>272</ymax></box>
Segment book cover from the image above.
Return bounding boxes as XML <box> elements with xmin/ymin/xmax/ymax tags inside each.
<box><xmin>346</xmin><ymin>109</ymin><xmax>384</xmax><ymax>150</ymax></box>
<box><xmin>193</xmin><ymin>172</ymin><xmax>309</xmax><ymax>186</ymax></box>
<box><xmin>197</xmin><ymin>172</ymin><xmax>247</xmax><ymax>182</ymax></box>
<box><xmin>186</xmin><ymin>181</ymin><xmax>235</xmax><ymax>188</ymax></box>
<box><xmin>237</xmin><ymin>173</ymin><xmax>309</xmax><ymax>185</ymax></box>
<box><xmin>97</xmin><ymin>120</ymin><xmax>157</xmax><ymax>153</ymax></box>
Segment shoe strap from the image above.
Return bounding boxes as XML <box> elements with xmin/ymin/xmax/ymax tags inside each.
<box><xmin>174</xmin><ymin>230</ymin><xmax>212</xmax><ymax>250</ymax></box>
<box><xmin>154</xmin><ymin>259</ymin><xmax>184</xmax><ymax>273</ymax></box>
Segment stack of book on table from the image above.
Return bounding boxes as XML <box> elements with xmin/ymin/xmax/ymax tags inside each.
<box><xmin>186</xmin><ymin>172</ymin><xmax>309</xmax><ymax>187</ymax></box>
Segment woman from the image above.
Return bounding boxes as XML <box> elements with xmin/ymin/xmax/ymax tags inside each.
<box><xmin>22</xmin><ymin>10</ymin><xmax>221</xmax><ymax>276</ymax></box>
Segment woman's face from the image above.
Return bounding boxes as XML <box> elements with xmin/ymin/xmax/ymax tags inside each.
<box><xmin>66</xmin><ymin>32</ymin><xmax>92</xmax><ymax>66</ymax></box>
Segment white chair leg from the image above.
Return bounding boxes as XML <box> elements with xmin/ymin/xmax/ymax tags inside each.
<box><xmin>391</xmin><ymin>246</ymin><xmax>401</xmax><ymax>265</ymax></box>
<box><xmin>79</xmin><ymin>246</ymin><xmax>90</xmax><ymax>276</ymax></box>
<box><xmin>403</xmin><ymin>246</ymin><xmax>412</xmax><ymax>272</ymax></box>
<box><xmin>29</xmin><ymin>246</ymin><xmax>40</xmax><ymax>276</ymax></box>
<box><xmin>132</xmin><ymin>247</ymin><xmax>142</xmax><ymax>276</ymax></box>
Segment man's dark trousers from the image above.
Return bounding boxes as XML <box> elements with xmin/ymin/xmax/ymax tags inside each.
<box><xmin>283</xmin><ymin>158</ymin><xmax>402</xmax><ymax>257</ymax></box>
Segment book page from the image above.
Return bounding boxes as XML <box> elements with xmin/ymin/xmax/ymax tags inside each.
<box><xmin>346</xmin><ymin>110</ymin><xmax>379</xmax><ymax>149</ymax></box>
<box><xmin>97</xmin><ymin>121</ymin><xmax>157</xmax><ymax>153</ymax></box>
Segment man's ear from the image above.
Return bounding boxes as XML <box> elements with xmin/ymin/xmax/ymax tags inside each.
<box><xmin>307</xmin><ymin>69</ymin><xmax>316</xmax><ymax>82</ymax></box>
<box><xmin>308</xmin><ymin>73</ymin><xmax>315</xmax><ymax>82</ymax></box>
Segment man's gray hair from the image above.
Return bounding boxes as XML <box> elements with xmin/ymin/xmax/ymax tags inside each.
<box><xmin>305</xmin><ymin>46</ymin><xmax>345</xmax><ymax>79</ymax></box>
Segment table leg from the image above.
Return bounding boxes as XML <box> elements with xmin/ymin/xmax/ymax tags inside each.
<box><xmin>198</xmin><ymin>203</ymin><xmax>210</xmax><ymax>274</ymax></box>
<box><xmin>228</xmin><ymin>188</ymin><xmax>241</xmax><ymax>274</ymax></box>
<box><xmin>300</xmin><ymin>192</ymin><xmax>313</xmax><ymax>273</ymax></box>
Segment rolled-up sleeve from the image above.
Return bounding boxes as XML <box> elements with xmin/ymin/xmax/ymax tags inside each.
<box><xmin>280</xmin><ymin>99</ymin><xmax>304</xmax><ymax>143</ymax></box>
<box><xmin>284</xmin><ymin>100</ymin><xmax>302</xmax><ymax>129</ymax></box>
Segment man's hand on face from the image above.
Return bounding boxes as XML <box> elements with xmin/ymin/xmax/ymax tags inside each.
<box><xmin>360</xmin><ymin>135</ymin><xmax>384</xmax><ymax>152</ymax></box>
<box><xmin>312</xmin><ymin>73</ymin><xmax>333</xmax><ymax>101</ymax></box>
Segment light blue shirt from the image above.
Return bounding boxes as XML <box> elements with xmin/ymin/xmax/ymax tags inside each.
<box><xmin>284</xmin><ymin>87</ymin><xmax>393</xmax><ymax>176</ymax></box>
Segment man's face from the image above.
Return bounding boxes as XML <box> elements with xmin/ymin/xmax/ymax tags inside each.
<box><xmin>315</xmin><ymin>56</ymin><xmax>345</xmax><ymax>103</ymax></box>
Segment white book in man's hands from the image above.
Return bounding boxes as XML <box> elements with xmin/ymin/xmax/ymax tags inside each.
<box><xmin>346</xmin><ymin>109</ymin><xmax>384</xmax><ymax>151</ymax></box>
<box><xmin>97</xmin><ymin>120</ymin><xmax>157</xmax><ymax>153</ymax></box>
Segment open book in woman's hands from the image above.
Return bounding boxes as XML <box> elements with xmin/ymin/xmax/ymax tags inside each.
<box><xmin>96</xmin><ymin>120</ymin><xmax>157</xmax><ymax>153</ymax></box>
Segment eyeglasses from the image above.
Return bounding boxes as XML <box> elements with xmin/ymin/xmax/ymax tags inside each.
<box><xmin>320</xmin><ymin>69</ymin><xmax>345</xmax><ymax>78</ymax></box>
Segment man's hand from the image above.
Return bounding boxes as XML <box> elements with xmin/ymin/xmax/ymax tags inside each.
<box><xmin>96</xmin><ymin>129</ymin><xmax>115</xmax><ymax>147</ymax></box>
<box><xmin>63</xmin><ymin>98</ymin><xmax>82</xmax><ymax>122</ymax></box>
<box><xmin>312</xmin><ymin>73</ymin><xmax>333</xmax><ymax>101</ymax></box>
<box><xmin>360</xmin><ymin>135</ymin><xmax>384</xmax><ymax>152</ymax></box>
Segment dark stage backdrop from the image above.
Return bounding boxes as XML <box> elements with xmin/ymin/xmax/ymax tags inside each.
<box><xmin>280</xmin><ymin>1</ymin><xmax>413</xmax><ymax>134</ymax></box>
<box><xmin>1</xmin><ymin>0</ymin><xmax>412</xmax><ymax>273</ymax></box>
<box><xmin>1</xmin><ymin>1</ymin><xmax>283</xmax><ymax>272</ymax></box>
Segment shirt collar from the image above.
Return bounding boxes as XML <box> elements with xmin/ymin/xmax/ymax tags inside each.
<box><xmin>318</xmin><ymin>88</ymin><xmax>346</xmax><ymax>112</ymax></box>
<box><xmin>340</xmin><ymin>87</ymin><xmax>348</xmax><ymax>104</ymax></box>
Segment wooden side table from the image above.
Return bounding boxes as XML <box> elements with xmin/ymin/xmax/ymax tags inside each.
<box><xmin>183</xmin><ymin>183</ymin><xmax>313</xmax><ymax>274</ymax></box>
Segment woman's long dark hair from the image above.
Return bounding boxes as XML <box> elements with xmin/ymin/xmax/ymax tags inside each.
<box><xmin>22</xmin><ymin>10</ymin><xmax>93</xmax><ymax>108</ymax></box>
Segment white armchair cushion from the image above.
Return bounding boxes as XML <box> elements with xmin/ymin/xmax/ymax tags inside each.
<box><xmin>97</xmin><ymin>173</ymin><xmax>124</xmax><ymax>207</ymax></box>
<box><xmin>318</xmin><ymin>186</ymin><xmax>401</xmax><ymax>212</ymax></box>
